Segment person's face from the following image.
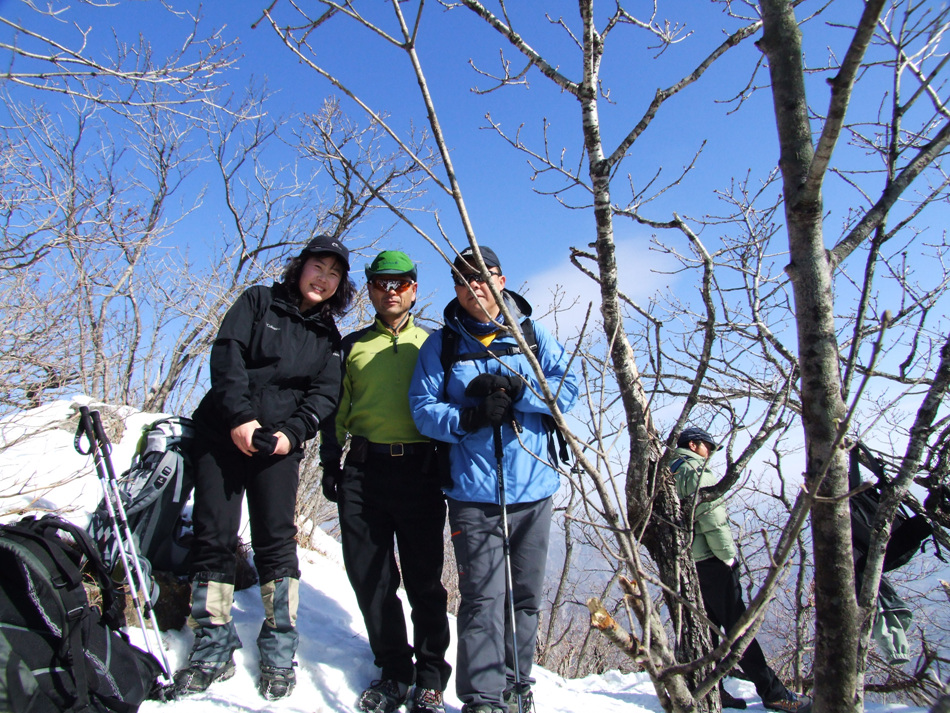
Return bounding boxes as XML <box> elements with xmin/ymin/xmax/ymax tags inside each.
<box><xmin>454</xmin><ymin>267</ymin><xmax>506</xmax><ymax>322</ymax></box>
<box><xmin>368</xmin><ymin>274</ymin><xmax>417</xmax><ymax>325</ymax></box>
<box><xmin>689</xmin><ymin>440</ymin><xmax>712</xmax><ymax>458</ymax></box>
<box><xmin>298</xmin><ymin>255</ymin><xmax>344</xmax><ymax>312</ymax></box>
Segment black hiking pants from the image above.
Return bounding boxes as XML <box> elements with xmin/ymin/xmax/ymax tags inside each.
<box><xmin>338</xmin><ymin>448</ymin><xmax>452</xmax><ymax>691</ymax></box>
<box><xmin>190</xmin><ymin>438</ymin><xmax>302</xmax><ymax>584</ymax></box>
<box><xmin>695</xmin><ymin>557</ymin><xmax>787</xmax><ymax>702</ymax></box>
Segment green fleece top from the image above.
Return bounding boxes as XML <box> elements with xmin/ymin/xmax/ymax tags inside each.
<box><xmin>334</xmin><ymin>315</ymin><xmax>430</xmax><ymax>445</ymax></box>
<box><xmin>672</xmin><ymin>446</ymin><xmax>737</xmax><ymax>563</ymax></box>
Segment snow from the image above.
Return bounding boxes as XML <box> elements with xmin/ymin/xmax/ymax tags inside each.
<box><xmin>0</xmin><ymin>398</ymin><xmax>931</xmax><ymax>713</ymax></box>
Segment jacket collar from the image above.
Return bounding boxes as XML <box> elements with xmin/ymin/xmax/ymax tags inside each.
<box><xmin>271</xmin><ymin>282</ymin><xmax>338</xmax><ymax>332</ymax></box>
<box><xmin>673</xmin><ymin>446</ymin><xmax>710</xmax><ymax>465</ymax></box>
<box><xmin>443</xmin><ymin>289</ymin><xmax>533</xmax><ymax>336</ymax></box>
<box><xmin>374</xmin><ymin>312</ymin><xmax>415</xmax><ymax>336</ymax></box>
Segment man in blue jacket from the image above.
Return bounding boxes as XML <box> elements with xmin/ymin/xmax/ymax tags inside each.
<box><xmin>409</xmin><ymin>246</ymin><xmax>578</xmax><ymax>713</ymax></box>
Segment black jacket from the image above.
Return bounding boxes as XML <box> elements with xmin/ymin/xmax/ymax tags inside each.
<box><xmin>192</xmin><ymin>283</ymin><xmax>343</xmax><ymax>450</ymax></box>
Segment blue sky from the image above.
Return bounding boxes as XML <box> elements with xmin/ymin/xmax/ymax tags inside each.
<box><xmin>4</xmin><ymin>0</ymin><xmax>948</xmax><ymax>426</ymax></box>
<box><xmin>185</xmin><ymin>1</ymin><xmax>783</xmax><ymax>291</ymax></box>
<box><xmin>0</xmin><ymin>0</ymin><xmax>891</xmax><ymax>302</ymax></box>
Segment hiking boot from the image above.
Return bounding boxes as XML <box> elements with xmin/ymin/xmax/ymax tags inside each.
<box><xmin>171</xmin><ymin>658</ymin><xmax>236</xmax><ymax>698</ymax></box>
<box><xmin>719</xmin><ymin>683</ymin><xmax>747</xmax><ymax>709</ymax></box>
<box><xmin>359</xmin><ymin>679</ymin><xmax>409</xmax><ymax>713</ymax></box>
<box><xmin>503</xmin><ymin>687</ymin><xmax>534</xmax><ymax>713</ymax></box>
<box><xmin>461</xmin><ymin>705</ymin><xmax>506</xmax><ymax>713</ymax></box>
<box><xmin>410</xmin><ymin>687</ymin><xmax>445</xmax><ymax>713</ymax></box>
<box><xmin>763</xmin><ymin>690</ymin><xmax>811</xmax><ymax>713</ymax></box>
<box><xmin>259</xmin><ymin>664</ymin><xmax>296</xmax><ymax>700</ymax></box>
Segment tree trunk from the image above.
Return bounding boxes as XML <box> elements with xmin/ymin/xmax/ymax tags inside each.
<box><xmin>758</xmin><ymin>1</ymin><xmax>860</xmax><ymax>710</ymax></box>
<box><xmin>572</xmin><ymin>3</ymin><xmax>717</xmax><ymax>706</ymax></box>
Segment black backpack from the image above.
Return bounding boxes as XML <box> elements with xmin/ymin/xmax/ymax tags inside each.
<box><xmin>0</xmin><ymin>515</ymin><xmax>162</xmax><ymax>712</ymax></box>
<box><xmin>849</xmin><ymin>442</ymin><xmax>934</xmax><ymax>576</ymax></box>
<box><xmin>88</xmin><ymin>416</ymin><xmax>195</xmax><ymax>577</ymax></box>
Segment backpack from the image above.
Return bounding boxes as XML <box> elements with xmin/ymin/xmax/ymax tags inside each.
<box><xmin>88</xmin><ymin>416</ymin><xmax>196</xmax><ymax>577</ymax></box>
<box><xmin>849</xmin><ymin>442</ymin><xmax>934</xmax><ymax>576</ymax></box>
<box><xmin>0</xmin><ymin>515</ymin><xmax>162</xmax><ymax>712</ymax></box>
<box><xmin>440</xmin><ymin>319</ymin><xmax>571</xmax><ymax>469</ymax></box>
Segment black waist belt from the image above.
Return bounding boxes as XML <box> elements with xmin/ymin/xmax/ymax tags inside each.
<box><xmin>367</xmin><ymin>442</ymin><xmax>428</xmax><ymax>457</ymax></box>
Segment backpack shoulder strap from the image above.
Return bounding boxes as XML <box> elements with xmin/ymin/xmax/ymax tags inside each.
<box><xmin>440</xmin><ymin>328</ymin><xmax>461</xmax><ymax>400</ymax></box>
<box><xmin>440</xmin><ymin>318</ymin><xmax>537</xmax><ymax>397</ymax></box>
<box><xmin>0</xmin><ymin>519</ymin><xmax>90</xmax><ymax>627</ymax></box>
<box><xmin>341</xmin><ymin>325</ymin><xmax>374</xmax><ymax>362</ymax></box>
<box><xmin>670</xmin><ymin>457</ymin><xmax>686</xmax><ymax>474</ymax></box>
<box><xmin>32</xmin><ymin>516</ymin><xmax>122</xmax><ymax>624</ymax></box>
<box><xmin>521</xmin><ymin>318</ymin><xmax>538</xmax><ymax>354</ymax></box>
<box><xmin>441</xmin><ymin>317</ymin><xmax>537</xmax><ymax>371</ymax></box>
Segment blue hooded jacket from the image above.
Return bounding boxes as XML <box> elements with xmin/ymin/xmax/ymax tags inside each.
<box><xmin>408</xmin><ymin>290</ymin><xmax>578</xmax><ymax>504</ymax></box>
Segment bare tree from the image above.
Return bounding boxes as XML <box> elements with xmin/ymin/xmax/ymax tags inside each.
<box><xmin>0</xmin><ymin>0</ymin><xmax>236</xmax><ymax>115</ymax></box>
<box><xmin>0</xmin><ymin>3</ymin><xmax>434</xmax><ymax>420</ymax></box>
<box><xmin>254</xmin><ymin>1</ymin><xmax>950</xmax><ymax>711</ymax></box>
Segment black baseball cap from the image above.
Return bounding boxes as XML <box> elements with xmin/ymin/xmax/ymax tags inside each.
<box><xmin>677</xmin><ymin>426</ymin><xmax>719</xmax><ymax>451</ymax></box>
<box><xmin>302</xmin><ymin>234</ymin><xmax>349</xmax><ymax>271</ymax></box>
<box><xmin>454</xmin><ymin>245</ymin><xmax>501</xmax><ymax>272</ymax></box>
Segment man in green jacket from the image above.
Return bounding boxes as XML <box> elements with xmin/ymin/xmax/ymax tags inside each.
<box><xmin>672</xmin><ymin>426</ymin><xmax>810</xmax><ymax>713</ymax></box>
<box><xmin>321</xmin><ymin>251</ymin><xmax>451</xmax><ymax>713</ymax></box>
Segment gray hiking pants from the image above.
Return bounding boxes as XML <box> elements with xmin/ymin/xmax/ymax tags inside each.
<box><xmin>448</xmin><ymin>496</ymin><xmax>552</xmax><ymax>708</ymax></box>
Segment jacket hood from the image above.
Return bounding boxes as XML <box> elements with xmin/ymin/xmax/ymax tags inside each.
<box><xmin>443</xmin><ymin>288</ymin><xmax>533</xmax><ymax>330</ymax></box>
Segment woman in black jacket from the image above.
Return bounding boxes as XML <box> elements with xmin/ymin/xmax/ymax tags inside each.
<box><xmin>173</xmin><ymin>235</ymin><xmax>355</xmax><ymax>701</ymax></box>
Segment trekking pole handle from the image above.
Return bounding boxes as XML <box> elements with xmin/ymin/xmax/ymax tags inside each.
<box><xmin>74</xmin><ymin>405</ymin><xmax>96</xmax><ymax>455</ymax></box>
<box><xmin>91</xmin><ymin>410</ymin><xmax>113</xmax><ymax>457</ymax></box>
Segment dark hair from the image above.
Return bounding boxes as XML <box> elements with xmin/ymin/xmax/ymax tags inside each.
<box><xmin>282</xmin><ymin>253</ymin><xmax>356</xmax><ymax>319</ymax></box>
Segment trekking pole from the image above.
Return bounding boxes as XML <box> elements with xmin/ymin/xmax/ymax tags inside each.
<box><xmin>494</xmin><ymin>422</ymin><xmax>524</xmax><ymax>713</ymax></box>
<box><xmin>74</xmin><ymin>407</ymin><xmax>173</xmax><ymax>687</ymax></box>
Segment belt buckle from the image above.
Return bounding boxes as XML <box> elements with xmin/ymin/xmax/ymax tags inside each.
<box><xmin>390</xmin><ymin>443</ymin><xmax>405</xmax><ymax>457</ymax></box>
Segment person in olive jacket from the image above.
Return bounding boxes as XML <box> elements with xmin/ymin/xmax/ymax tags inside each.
<box><xmin>672</xmin><ymin>426</ymin><xmax>810</xmax><ymax>713</ymax></box>
<box><xmin>173</xmin><ymin>235</ymin><xmax>355</xmax><ymax>702</ymax></box>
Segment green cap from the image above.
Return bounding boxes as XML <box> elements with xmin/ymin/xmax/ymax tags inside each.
<box><xmin>365</xmin><ymin>250</ymin><xmax>417</xmax><ymax>281</ymax></box>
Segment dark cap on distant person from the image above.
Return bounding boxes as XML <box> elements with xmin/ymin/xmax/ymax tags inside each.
<box><xmin>677</xmin><ymin>426</ymin><xmax>719</xmax><ymax>451</ymax></box>
<box><xmin>454</xmin><ymin>245</ymin><xmax>501</xmax><ymax>272</ymax></box>
<box><xmin>302</xmin><ymin>234</ymin><xmax>349</xmax><ymax>271</ymax></box>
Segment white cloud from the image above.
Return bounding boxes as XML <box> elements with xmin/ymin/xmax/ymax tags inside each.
<box><xmin>518</xmin><ymin>237</ymin><xmax>679</xmax><ymax>339</ymax></box>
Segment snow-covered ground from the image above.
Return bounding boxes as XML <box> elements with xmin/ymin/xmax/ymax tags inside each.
<box><xmin>0</xmin><ymin>398</ymin><xmax>932</xmax><ymax>712</ymax></box>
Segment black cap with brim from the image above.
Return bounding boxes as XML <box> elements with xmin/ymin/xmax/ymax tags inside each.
<box><xmin>302</xmin><ymin>234</ymin><xmax>349</xmax><ymax>271</ymax></box>
<box><xmin>454</xmin><ymin>245</ymin><xmax>501</xmax><ymax>272</ymax></box>
<box><xmin>677</xmin><ymin>426</ymin><xmax>719</xmax><ymax>451</ymax></box>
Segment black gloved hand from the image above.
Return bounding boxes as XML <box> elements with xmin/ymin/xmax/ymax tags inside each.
<box><xmin>464</xmin><ymin>372</ymin><xmax>524</xmax><ymax>400</ymax></box>
<box><xmin>460</xmin><ymin>389</ymin><xmax>512</xmax><ymax>431</ymax></box>
<box><xmin>321</xmin><ymin>461</ymin><xmax>342</xmax><ymax>503</ymax></box>
<box><xmin>252</xmin><ymin>428</ymin><xmax>277</xmax><ymax>456</ymax></box>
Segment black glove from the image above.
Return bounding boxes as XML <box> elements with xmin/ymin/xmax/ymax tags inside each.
<box><xmin>252</xmin><ymin>428</ymin><xmax>277</xmax><ymax>456</ymax></box>
<box><xmin>460</xmin><ymin>389</ymin><xmax>512</xmax><ymax>431</ymax></box>
<box><xmin>464</xmin><ymin>372</ymin><xmax>524</xmax><ymax>400</ymax></box>
<box><xmin>321</xmin><ymin>461</ymin><xmax>342</xmax><ymax>503</ymax></box>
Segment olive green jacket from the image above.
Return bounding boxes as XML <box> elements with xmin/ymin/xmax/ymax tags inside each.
<box><xmin>672</xmin><ymin>447</ymin><xmax>737</xmax><ymax>563</ymax></box>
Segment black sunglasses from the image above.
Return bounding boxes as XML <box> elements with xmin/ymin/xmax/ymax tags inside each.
<box><xmin>452</xmin><ymin>271</ymin><xmax>501</xmax><ymax>287</ymax></box>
